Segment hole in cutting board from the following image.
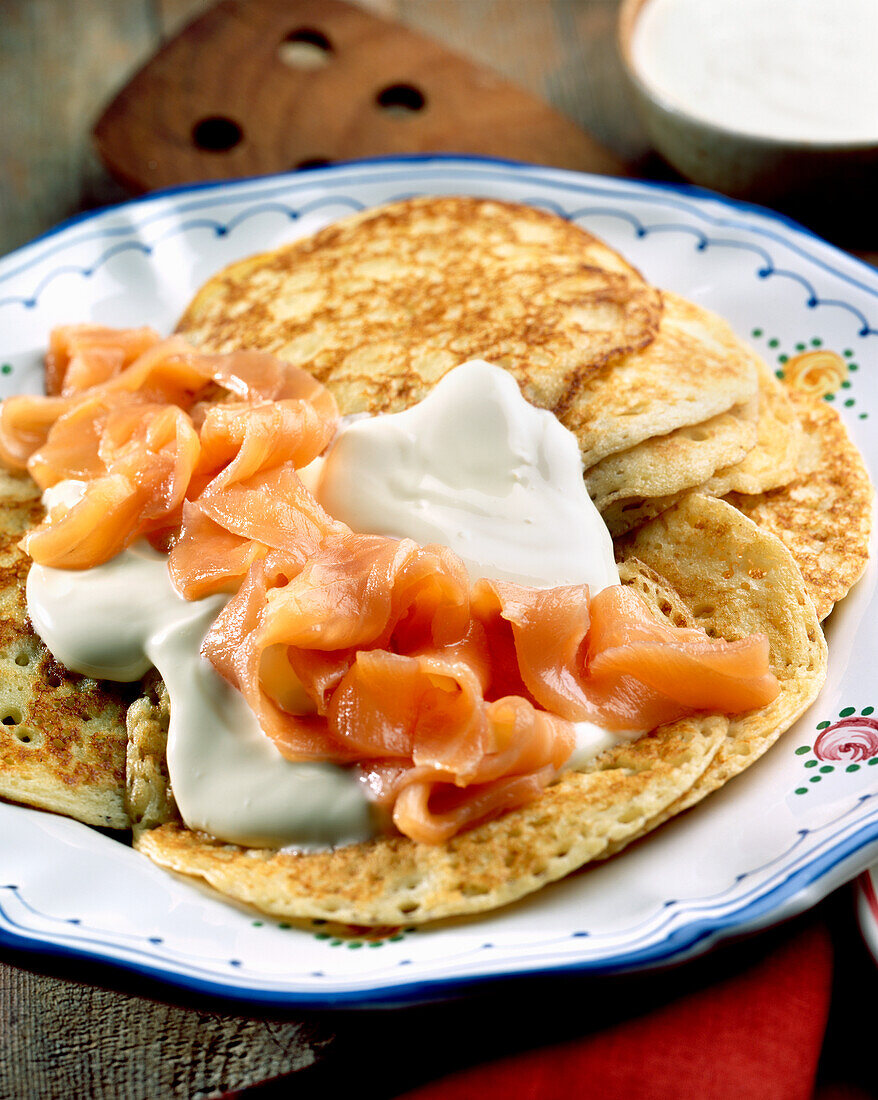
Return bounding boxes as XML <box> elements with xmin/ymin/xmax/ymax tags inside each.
<box><xmin>191</xmin><ymin>116</ymin><xmax>244</xmax><ymax>152</ymax></box>
<box><xmin>295</xmin><ymin>158</ymin><xmax>333</xmax><ymax>171</ymax></box>
<box><xmin>279</xmin><ymin>27</ymin><xmax>333</xmax><ymax>70</ymax></box>
<box><xmin>375</xmin><ymin>84</ymin><xmax>427</xmax><ymax>116</ymax></box>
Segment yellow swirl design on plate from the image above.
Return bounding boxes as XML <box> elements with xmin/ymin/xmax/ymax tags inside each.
<box><xmin>783</xmin><ymin>350</ymin><xmax>847</xmax><ymax>397</ymax></box>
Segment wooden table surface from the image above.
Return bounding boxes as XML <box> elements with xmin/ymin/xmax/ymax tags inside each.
<box><xmin>0</xmin><ymin>2</ymin><xmax>876</xmax><ymax>1097</ymax></box>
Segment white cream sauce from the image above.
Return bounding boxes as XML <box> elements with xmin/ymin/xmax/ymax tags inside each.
<box><xmin>316</xmin><ymin>360</ymin><xmax>620</xmax><ymax>592</ymax></box>
<box><xmin>27</xmin><ymin>362</ymin><xmax>633</xmax><ymax>848</ymax></box>
<box><xmin>632</xmin><ymin>0</ymin><xmax>878</xmax><ymax>143</ymax></box>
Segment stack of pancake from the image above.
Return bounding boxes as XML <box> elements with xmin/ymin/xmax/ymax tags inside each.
<box><xmin>0</xmin><ymin>196</ymin><xmax>872</xmax><ymax>925</ymax></box>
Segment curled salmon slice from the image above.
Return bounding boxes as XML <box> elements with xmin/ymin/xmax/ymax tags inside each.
<box><xmin>202</xmin><ymin>537</ymin><xmax>474</xmax><ymax>736</ymax></box>
<box><xmin>1</xmin><ymin>328</ymin><xmax>338</xmax><ymax>571</ymax></box>
<box><xmin>583</xmin><ymin>585</ymin><xmax>779</xmax><ymax>729</ymax></box>
<box><xmin>0</xmin><ymin>395</ymin><xmax>76</xmax><ymax>471</ymax></box>
<box><xmin>328</xmin><ymin>649</ymin><xmax>491</xmax><ymax>771</ymax></box>
<box><xmin>170</xmin><ymin>466</ymin><xmax>341</xmax><ymax>598</ymax></box>
<box><xmin>389</xmin><ymin>768</ymin><xmax>555</xmax><ymax>846</ymax></box>
<box><xmin>472</xmin><ymin>579</ymin><xmax>778</xmax><ymax>730</ymax></box>
<box><xmin>46</xmin><ymin>325</ymin><xmax>162</xmax><ymax>396</ymax></box>
<box><xmin>473</xmin><ymin>579</ymin><xmax>590</xmax><ymax>717</ymax></box>
<box><xmin>23</xmin><ymin>403</ymin><xmax>200</xmax><ymax>567</ymax></box>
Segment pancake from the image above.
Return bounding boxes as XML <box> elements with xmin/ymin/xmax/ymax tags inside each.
<box><xmin>0</xmin><ymin>467</ymin><xmax>130</xmax><ymax>828</ymax></box>
<box><xmin>585</xmin><ymin>398</ymin><xmax>759</xmax><ymax>532</ymax></box>
<box><xmin>704</xmin><ymin>359</ymin><xmax>802</xmax><ymax>496</ymax></box>
<box><xmin>590</xmin><ymin>355</ymin><xmax>802</xmax><ymax>537</ymax></box>
<box><xmin>727</xmin><ymin>388</ymin><xmax>874</xmax><ymax>620</ymax></box>
<box><xmin>134</xmin><ymin>496</ymin><xmax>823</xmax><ymax>925</ymax></box>
<box><xmin>609</xmin><ymin>493</ymin><xmax>827</xmax><ymax>850</ymax></box>
<box><xmin>125</xmin><ymin>672</ymin><xmax>175</xmax><ymax>836</ymax></box>
<box><xmin>177</xmin><ymin>196</ymin><xmax>663</xmax><ymax>420</ymax></box>
<box><xmin>562</xmin><ymin>292</ymin><xmax>760</xmax><ymax>467</ymax></box>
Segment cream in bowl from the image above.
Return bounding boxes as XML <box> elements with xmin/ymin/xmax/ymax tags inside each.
<box><xmin>618</xmin><ymin>0</ymin><xmax>878</xmax><ymax>202</ymax></box>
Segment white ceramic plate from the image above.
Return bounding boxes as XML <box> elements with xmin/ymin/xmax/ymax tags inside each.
<box><xmin>1</xmin><ymin>156</ymin><xmax>876</xmax><ymax>1007</ymax></box>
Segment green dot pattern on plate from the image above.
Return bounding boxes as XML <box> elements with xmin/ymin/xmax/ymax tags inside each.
<box><xmin>0</xmin><ymin>364</ymin><xmax>11</xmax><ymax>375</ymax></box>
<box><xmin>863</xmin><ymin>707</ymin><xmax>874</xmax><ymax>716</ymax></box>
<box><xmin>840</xmin><ymin>707</ymin><xmax>856</xmax><ymax>717</ymax></box>
<box><xmin>817</xmin><ymin>721</ymin><xmax>830</xmax><ymax>730</ymax></box>
<box><xmin>309</xmin><ymin>923</ymin><xmax>418</xmax><ymax>948</ymax></box>
<box><xmin>795</xmin><ymin>745</ymin><xmax>811</xmax><ymax>755</ymax></box>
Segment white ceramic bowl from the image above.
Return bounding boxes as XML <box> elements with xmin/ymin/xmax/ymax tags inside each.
<box><xmin>617</xmin><ymin>0</ymin><xmax>878</xmax><ymax>205</ymax></box>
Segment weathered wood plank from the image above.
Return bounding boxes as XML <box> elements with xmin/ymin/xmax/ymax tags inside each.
<box><xmin>0</xmin><ymin>951</ymin><xmax>327</xmax><ymax>1098</ymax></box>
<box><xmin>384</xmin><ymin>0</ymin><xmax>648</xmax><ymax>159</ymax></box>
<box><xmin>156</xmin><ymin>0</ymin><xmax>216</xmax><ymax>38</ymax></box>
<box><xmin>0</xmin><ymin>0</ymin><xmax>158</xmax><ymax>255</ymax></box>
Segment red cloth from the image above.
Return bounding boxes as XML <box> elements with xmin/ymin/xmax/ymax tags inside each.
<box><xmin>396</xmin><ymin>922</ymin><xmax>833</xmax><ymax>1100</ymax></box>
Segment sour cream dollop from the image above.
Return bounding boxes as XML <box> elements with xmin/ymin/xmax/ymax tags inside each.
<box><xmin>316</xmin><ymin>360</ymin><xmax>620</xmax><ymax>592</ymax></box>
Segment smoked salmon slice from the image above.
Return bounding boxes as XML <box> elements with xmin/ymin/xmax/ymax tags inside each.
<box><xmin>0</xmin><ymin>329</ymin><xmax>338</xmax><ymax>570</ymax></box>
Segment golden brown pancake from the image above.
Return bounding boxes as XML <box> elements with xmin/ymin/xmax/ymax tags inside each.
<box><xmin>585</xmin><ymin>398</ymin><xmax>759</xmax><ymax>533</ymax></box>
<box><xmin>562</xmin><ymin>292</ymin><xmax>760</xmax><ymax>467</ymax></box>
<box><xmin>177</xmin><ymin>196</ymin><xmax>663</xmax><ymax>421</ymax></box>
<box><xmin>125</xmin><ymin>672</ymin><xmax>174</xmax><ymax>836</ymax></box>
<box><xmin>704</xmin><ymin>360</ymin><xmax>802</xmax><ymax>496</ymax></box>
<box><xmin>0</xmin><ymin>468</ymin><xmax>130</xmax><ymax>828</ymax></box>
<box><xmin>178</xmin><ymin>205</ymin><xmax>767</xmax><ymax>479</ymax></box>
<box><xmin>589</xmin><ymin>354</ymin><xmax>803</xmax><ymax>537</ymax></box>
<box><xmin>727</xmin><ymin>388</ymin><xmax>874</xmax><ymax>619</ymax></box>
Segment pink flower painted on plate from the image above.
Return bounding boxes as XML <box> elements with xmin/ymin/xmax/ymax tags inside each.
<box><xmin>814</xmin><ymin>716</ymin><xmax>878</xmax><ymax>764</ymax></box>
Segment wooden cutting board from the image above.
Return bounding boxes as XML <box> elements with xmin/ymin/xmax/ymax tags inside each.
<box><xmin>93</xmin><ymin>0</ymin><xmax>625</xmax><ymax>193</ymax></box>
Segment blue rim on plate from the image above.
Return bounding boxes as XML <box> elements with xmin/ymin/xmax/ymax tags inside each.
<box><xmin>1</xmin><ymin>154</ymin><xmax>876</xmax><ymax>1008</ymax></box>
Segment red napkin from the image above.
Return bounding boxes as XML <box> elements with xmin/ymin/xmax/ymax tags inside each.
<box><xmin>395</xmin><ymin>921</ymin><xmax>833</xmax><ymax>1100</ymax></box>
